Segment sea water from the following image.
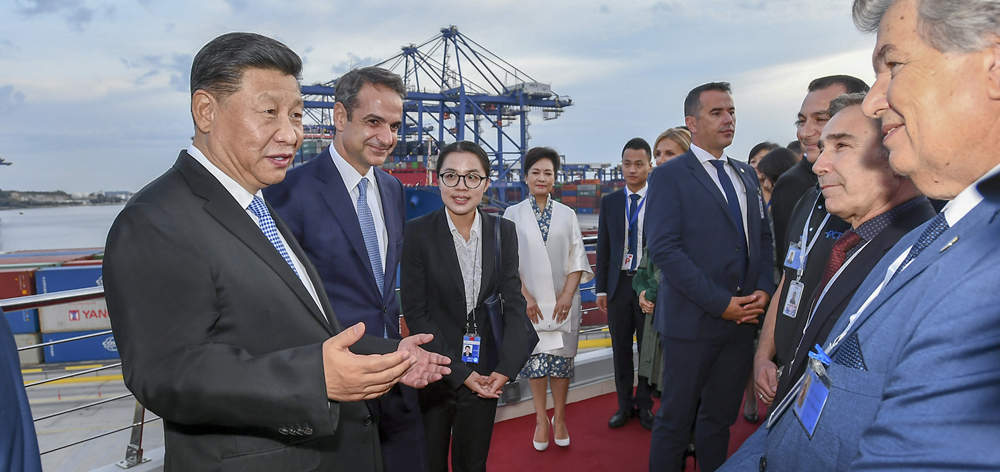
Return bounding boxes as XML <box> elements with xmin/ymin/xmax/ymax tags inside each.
<box><xmin>0</xmin><ymin>204</ymin><xmax>125</xmax><ymax>253</ymax></box>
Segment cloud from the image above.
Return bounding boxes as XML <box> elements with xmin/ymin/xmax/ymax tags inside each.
<box><xmin>121</xmin><ymin>53</ymin><xmax>192</xmax><ymax>93</ymax></box>
<box><xmin>0</xmin><ymin>85</ymin><xmax>27</xmax><ymax>114</ymax></box>
<box><xmin>15</xmin><ymin>0</ymin><xmax>96</xmax><ymax>30</ymax></box>
<box><xmin>328</xmin><ymin>54</ymin><xmax>380</xmax><ymax>76</ymax></box>
<box><xmin>223</xmin><ymin>0</ymin><xmax>248</xmax><ymax>11</ymax></box>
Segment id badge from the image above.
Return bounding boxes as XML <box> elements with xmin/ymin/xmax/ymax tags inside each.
<box><xmin>793</xmin><ymin>365</ymin><xmax>831</xmax><ymax>438</ymax></box>
<box><xmin>784</xmin><ymin>243</ymin><xmax>803</xmax><ymax>270</ymax></box>
<box><xmin>782</xmin><ymin>280</ymin><xmax>804</xmax><ymax>318</ymax></box>
<box><xmin>461</xmin><ymin>335</ymin><xmax>481</xmax><ymax>364</ymax></box>
<box><xmin>624</xmin><ymin>254</ymin><xmax>634</xmax><ymax>268</ymax></box>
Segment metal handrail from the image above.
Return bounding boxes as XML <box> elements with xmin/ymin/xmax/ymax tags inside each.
<box><xmin>17</xmin><ymin>329</ymin><xmax>112</xmax><ymax>352</ymax></box>
<box><xmin>32</xmin><ymin>394</ymin><xmax>132</xmax><ymax>422</ymax></box>
<box><xmin>40</xmin><ymin>417</ymin><xmax>161</xmax><ymax>456</ymax></box>
<box><xmin>24</xmin><ymin>362</ymin><xmax>122</xmax><ymax>388</ymax></box>
<box><xmin>1</xmin><ymin>286</ymin><xmax>105</xmax><ymax>311</ymax></box>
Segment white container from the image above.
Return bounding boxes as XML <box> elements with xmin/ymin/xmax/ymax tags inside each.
<box><xmin>39</xmin><ymin>298</ymin><xmax>111</xmax><ymax>333</ymax></box>
<box><xmin>14</xmin><ymin>333</ymin><xmax>43</xmax><ymax>366</ymax></box>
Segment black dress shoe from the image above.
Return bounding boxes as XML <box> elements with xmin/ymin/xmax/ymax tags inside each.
<box><xmin>638</xmin><ymin>408</ymin><xmax>654</xmax><ymax>430</ymax></box>
<box><xmin>608</xmin><ymin>408</ymin><xmax>632</xmax><ymax>428</ymax></box>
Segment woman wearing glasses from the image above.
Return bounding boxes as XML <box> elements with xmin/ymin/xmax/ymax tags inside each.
<box><xmin>502</xmin><ymin>147</ymin><xmax>592</xmax><ymax>451</ymax></box>
<box><xmin>401</xmin><ymin>141</ymin><xmax>536</xmax><ymax>472</ymax></box>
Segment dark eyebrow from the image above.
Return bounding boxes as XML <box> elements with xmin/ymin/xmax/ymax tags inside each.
<box><xmin>822</xmin><ymin>132</ymin><xmax>860</xmax><ymax>146</ymax></box>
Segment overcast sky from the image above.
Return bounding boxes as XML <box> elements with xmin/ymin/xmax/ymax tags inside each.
<box><xmin>0</xmin><ymin>0</ymin><xmax>877</xmax><ymax>193</ymax></box>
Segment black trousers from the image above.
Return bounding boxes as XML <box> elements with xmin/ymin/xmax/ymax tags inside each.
<box><xmin>376</xmin><ymin>384</ymin><xmax>428</xmax><ymax>472</ymax></box>
<box><xmin>649</xmin><ymin>331</ymin><xmax>754</xmax><ymax>472</ymax></box>
<box><xmin>418</xmin><ymin>379</ymin><xmax>498</xmax><ymax>472</ymax></box>
<box><xmin>608</xmin><ymin>272</ymin><xmax>654</xmax><ymax>411</ymax></box>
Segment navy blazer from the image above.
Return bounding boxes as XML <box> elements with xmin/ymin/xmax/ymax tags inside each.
<box><xmin>646</xmin><ymin>151</ymin><xmax>775</xmax><ymax>340</ymax></box>
<box><xmin>595</xmin><ymin>189</ymin><xmax>630</xmax><ymax>301</ymax></box>
<box><xmin>264</xmin><ymin>147</ymin><xmax>406</xmax><ymax>339</ymax></box>
<box><xmin>723</xmin><ymin>193</ymin><xmax>1000</xmax><ymax>471</ymax></box>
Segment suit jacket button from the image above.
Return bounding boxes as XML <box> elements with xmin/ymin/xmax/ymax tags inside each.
<box><xmin>383</xmin><ymin>306</ymin><xmax>387</xmax><ymax>313</ymax></box>
<box><xmin>365</xmin><ymin>415</ymin><xmax>373</xmax><ymax>426</ymax></box>
<box><xmin>279</xmin><ymin>426</ymin><xmax>289</xmax><ymax>435</ymax></box>
<box><xmin>759</xmin><ymin>455</ymin><xmax>767</xmax><ymax>471</ymax></box>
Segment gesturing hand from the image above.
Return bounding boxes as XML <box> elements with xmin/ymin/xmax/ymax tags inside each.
<box><xmin>322</xmin><ymin>323</ymin><xmax>412</xmax><ymax>402</ymax></box>
<box><xmin>464</xmin><ymin>372</ymin><xmax>498</xmax><ymax>399</ymax></box>
<box><xmin>397</xmin><ymin>333</ymin><xmax>452</xmax><ymax>388</ymax></box>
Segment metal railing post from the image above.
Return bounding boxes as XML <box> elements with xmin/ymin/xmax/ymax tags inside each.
<box><xmin>116</xmin><ymin>401</ymin><xmax>150</xmax><ymax>469</ymax></box>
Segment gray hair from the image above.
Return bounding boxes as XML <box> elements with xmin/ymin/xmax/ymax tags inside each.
<box><xmin>854</xmin><ymin>0</ymin><xmax>1000</xmax><ymax>53</ymax></box>
<box><xmin>828</xmin><ymin>92</ymin><xmax>868</xmax><ymax>118</ymax></box>
<box><xmin>335</xmin><ymin>66</ymin><xmax>406</xmax><ymax>120</ymax></box>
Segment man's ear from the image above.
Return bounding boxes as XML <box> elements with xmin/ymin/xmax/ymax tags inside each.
<box><xmin>684</xmin><ymin>115</ymin><xmax>697</xmax><ymax>134</ymax></box>
<box><xmin>985</xmin><ymin>35</ymin><xmax>1000</xmax><ymax>100</ymax></box>
<box><xmin>192</xmin><ymin>90</ymin><xmax>217</xmax><ymax>134</ymax></box>
<box><xmin>333</xmin><ymin>102</ymin><xmax>348</xmax><ymax>132</ymax></box>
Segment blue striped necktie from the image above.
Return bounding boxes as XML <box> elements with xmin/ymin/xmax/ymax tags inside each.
<box><xmin>357</xmin><ymin>178</ymin><xmax>384</xmax><ymax>296</ymax></box>
<box><xmin>247</xmin><ymin>196</ymin><xmax>299</xmax><ymax>277</ymax></box>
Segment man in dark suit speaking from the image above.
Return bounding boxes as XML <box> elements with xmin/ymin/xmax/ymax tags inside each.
<box><xmin>103</xmin><ymin>33</ymin><xmax>450</xmax><ymax>472</ymax></box>
<box><xmin>646</xmin><ymin>82</ymin><xmax>774</xmax><ymax>472</ymax></box>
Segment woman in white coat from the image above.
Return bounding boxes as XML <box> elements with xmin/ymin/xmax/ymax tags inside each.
<box><xmin>503</xmin><ymin>147</ymin><xmax>593</xmax><ymax>452</ymax></box>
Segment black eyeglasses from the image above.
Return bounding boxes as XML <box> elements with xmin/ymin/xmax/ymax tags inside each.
<box><xmin>438</xmin><ymin>172</ymin><xmax>486</xmax><ymax>189</ymax></box>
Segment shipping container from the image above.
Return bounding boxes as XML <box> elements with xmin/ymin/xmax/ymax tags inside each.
<box><xmin>561</xmin><ymin>190</ymin><xmax>577</xmax><ymax>197</ymax></box>
<box><xmin>577</xmin><ymin>184</ymin><xmax>599</xmax><ymax>192</ymax></box>
<box><xmin>580</xmin><ymin>179</ymin><xmax>601</xmax><ymax>185</ymax></box>
<box><xmin>0</xmin><ymin>269</ymin><xmax>35</xmax><ymax>299</ymax></box>
<box><xmin>4</xmin><ymin>309</ymin><xmax>39</xmax><ymax>334</ymax></box>
<box><xmin>39</xmin><ymin>299</ymin><xmax>110</xmax><ymax>333</ymax></box>
<box><xmin>35</xmin><ymin>266</ymin><xmax>104</xmax><ymax>294</ymax></box>
<box><xmin>14</xmin><ymin>333</ymin><xmax>43</xmax><ymax>366</ymax></box>
<box><xmin>560</xmin><ymin>196</ymin><xmax>577</xmax><ymax>205</ymax></box>
<box><xmin>577</xmin><ymin>207</ymin><xmax>595</xmax><ymax>214</ymax></box>
<box><xmin>42</xmin><ymin>330</ymin><xmax>119</xmax><ymax>363</ymax></box>
<box><xmin>562</xmin><ymin>184</ymin><xmax>577</xmax><ymax>191</ymax></box>
<box><xmin>59</xmin><ymin>260</ymin><xmax>104</xmax><ymax>267</ymax></box>
<box><xmin>579</xmin><ymin>279</ymin><xmax>597</xmax><ymax>303</ymax></box>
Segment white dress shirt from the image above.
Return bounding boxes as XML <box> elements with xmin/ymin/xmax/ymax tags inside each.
<box><xmin>447</xmin><ymin>210</ymin><xmax>483</xmax><ymax>317</ymax></box>
<box><xmin>691</xmin><ymin>144</ymin><xmax>749</xmax><ymax>244</ymax></box>
<box><xmin>330</xmin><ymin>145</ymin><xmax>388</xmax><ymax>276</ymax></box>
<box><xmin>828</xmin><ymin>162</ymin><xmax>1000</xmax><ymax>348</ymax></box>
<box><xmin>622</xmin><ymin>183</ymin><xmax>648</xmax><ymax>270</ymax></box>
<box><xmin>186</xmin><ymin>145</ymin><xmax>326</xmax><ymax>319</ymax></box>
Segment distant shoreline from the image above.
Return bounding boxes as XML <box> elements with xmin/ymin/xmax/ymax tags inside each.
<box><xmin>0</xmin><ymin>201</ymin><xmax>126</xmax><ymax>211</ymax></box>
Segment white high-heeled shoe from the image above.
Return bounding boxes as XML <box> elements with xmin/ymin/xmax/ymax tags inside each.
<box><xmin>552</xmin><ymin>417</ymin><xmax>570</xmax><ymax>447</ymax></box>
<box><xmin>533</xmin><ymin>419</ymin><xmax>549</xmax><ymax>451</ymax></box>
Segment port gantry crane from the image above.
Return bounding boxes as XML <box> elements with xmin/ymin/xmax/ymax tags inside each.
<box><xmin>300</xmin><ymin>25</ymin><xmax>573</xmax><ymax>204</ymax></box>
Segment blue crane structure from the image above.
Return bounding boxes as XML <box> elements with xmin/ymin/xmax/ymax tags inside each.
<box><xmin>300</xmin><ymin>25</ymin><xmax>573</xmax><ymax>204</ymax></box>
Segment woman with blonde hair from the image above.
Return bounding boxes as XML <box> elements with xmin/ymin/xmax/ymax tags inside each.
<box><xmin>652</xmin><ymin>127</ymin><xmax>692</xmax><ymax>166</ymax></box>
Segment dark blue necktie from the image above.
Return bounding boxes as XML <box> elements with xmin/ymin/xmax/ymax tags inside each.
<box><xmin>888</xmin><ymin>211</ymin><xmax>949</xmax><ymax>284</ymax></box>
<box><xmin>628</xmin><ymin>193</ymin><xmax>641</xmax><ymax>272</ymax></box>
<box><xmin>710</xmin><ymin>159</ymin><xmax>748</xmax><ymax>287</ymax></box>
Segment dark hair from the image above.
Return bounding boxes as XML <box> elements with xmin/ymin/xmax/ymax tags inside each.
<box><xmin>190</xmin><ymin>32</ymin><xmax>302</xmax><ymax>101</ymax></box>
<box><xmin>786</xmin><ymin>140</ymin><xmax>803</xmax><ymax>154</ymax></box>
<box><xmin>749</xmin><ymin>141</ymin><xmax>780</xmax><ymax>161</ymax></box>
<box><xmin>828</xmin><ymin>92</ymin><xmax>868</xmax><ymax>117</ymax></box>
<box><xmin>757</xmin><ymin>147</ymin><xmax>799</xmax><ymax>185</ymax></box>
<box><xmin>524</xmin><ymin>147</ymin><xmax>561</xmax><ymax>174</ymax></box>
<box><xmin>436</xmin><ymin>140</ymin><xmax>491</xmax><ymax>176</ymax></box>
<box><xmin>684</xmin><ymin>82</ymin><xmax>732</xmax><ymax>118</ymax></box>
<box><xmin>808</xmin><ymin>75</ymin><xmax>870</xmax><ymax>94</ymax></box>
<box><xmin>622</xmin><ymin>137</ymin><xmax>651</xmax><ymax>160</ymax></box>
<box><xmin>336</xmin><ymin>66</ymin><xmax>406</xmax><ymax>120</ymax></box>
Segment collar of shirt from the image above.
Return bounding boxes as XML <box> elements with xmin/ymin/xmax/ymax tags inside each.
<box><xmin>625</xmin><ymin>182</ymin><xmax>648</xmax><ymax>200</ymax></box>
<box><xmin>690</xmin><ymin>143</ymin><xmax>731</xmax><ymax>166</ymax></box>
<box><xmin>330</xmin><ymin>144</ymin><xmax>379</xmax><ymax>196</ymax></box>
<box><xmin>186</xmin><ymin>145</ymin><xmax>260</xmax><ymax>208</ymax></box>
<box><xmin>853</xmin><ymin>196</ymin><xmax>929</xmax><ymax>242</ymax></box>
<box><xmin>446</xmin><ymin>208</ymin><xmax>482</xmax><ymax>242</ymax></box>
<box><xmin>943</xmin><ymin>161</ymin><xmax>1000</xmax><ymax>226</ymax></box>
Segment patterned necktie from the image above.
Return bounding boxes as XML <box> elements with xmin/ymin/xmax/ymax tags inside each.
<box><xmin>247</xmin><ymin>196</ymin><xmax>299</xmax><ymax>277</ymax></box>
<box><xmin>357</xmin><ymin>178</ymin><xmax>384</xmax><ymax>296</ymax></box>
<box><xmin>709</xmin><ymin>159</ymin><xmax>747</xmax><ymax>244</ymax></box>
<box><xmin>888</xmin><ymin>212</ymin><xmax>950</xmax><ymax>284</ymax></box>
<box><xmin>628</xmin><ymin>193</ymin><xmax>641</xmax><ymax>272</ymax></box>
<box><xmin>815</xmin><ymin>230</ymin><xmax>863</xmax><ymax>298</ymax></box>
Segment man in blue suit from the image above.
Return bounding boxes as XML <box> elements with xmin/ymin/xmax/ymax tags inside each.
<box><xmin>264</xmin><ymin>66</ymin><xmax>428</xmax><ymax>472</ymax></box>
<box><xmin>646</xmin><ymin>82</ymin><xmax>775</xmax><ymax>472</ymax></box>
<box><xmin>720</xmin><ymin>0</ymin><xmax>1000</xmax><ymax>470</ymax></box>
<box><xmin>1</xmin><ymin>311</ymin><xmax>42</xmax><ymax>472</ymax></box>
<box><xmin>595</xmin><ymin>138</ymin><xmax>655</xmax><ymax>430</ymax></box>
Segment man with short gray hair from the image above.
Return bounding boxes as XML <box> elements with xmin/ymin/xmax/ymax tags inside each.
<box><xmin>721</xmin><ymin>0</ymin><xmax>1000</xmax><ymax>469</ymax></box>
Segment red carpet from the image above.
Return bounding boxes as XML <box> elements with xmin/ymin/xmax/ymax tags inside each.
<box><xmin>485</xmin><ymin>391</ymin><xmax>768</xmax><ymax>471</ymax></box>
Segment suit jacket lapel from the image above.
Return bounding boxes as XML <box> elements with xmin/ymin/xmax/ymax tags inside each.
<box><xmin>685</xmin><ymin>152</ymin><xmax>737</xmax><ymax>232</ymax></box>
<box><xmin>435</xmin><ymin>208</ymin><xmax>468</xmax><ymax>306</ymax></box>
<box><xmin>316</xmin><ymin>152</ymin><xmax>382</xmax><ymax>295</ymax></box>
<box><xmin>176</xmin><ymin>153</ymin><xmax>331</xmax><ymax>332</ymax></box>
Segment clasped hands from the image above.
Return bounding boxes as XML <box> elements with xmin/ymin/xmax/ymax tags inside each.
<box><xmin>721</xmin><ymin>290</ymin><xmax>770</xmax><ymax>325</ymax></box>
<box><xmin>525</xmin><ymin>292</ymin><xmax>574</xmax><ymax>324</ymax></box>
<box><xmin>322</xmin><ymin>323</ymin><xmax>452</xmax><ymax>402</ymax></box>
<box><xmin>463</xmin><ymin>371</ymin><xmax>509</xmax><ymax>399</ymax></box>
